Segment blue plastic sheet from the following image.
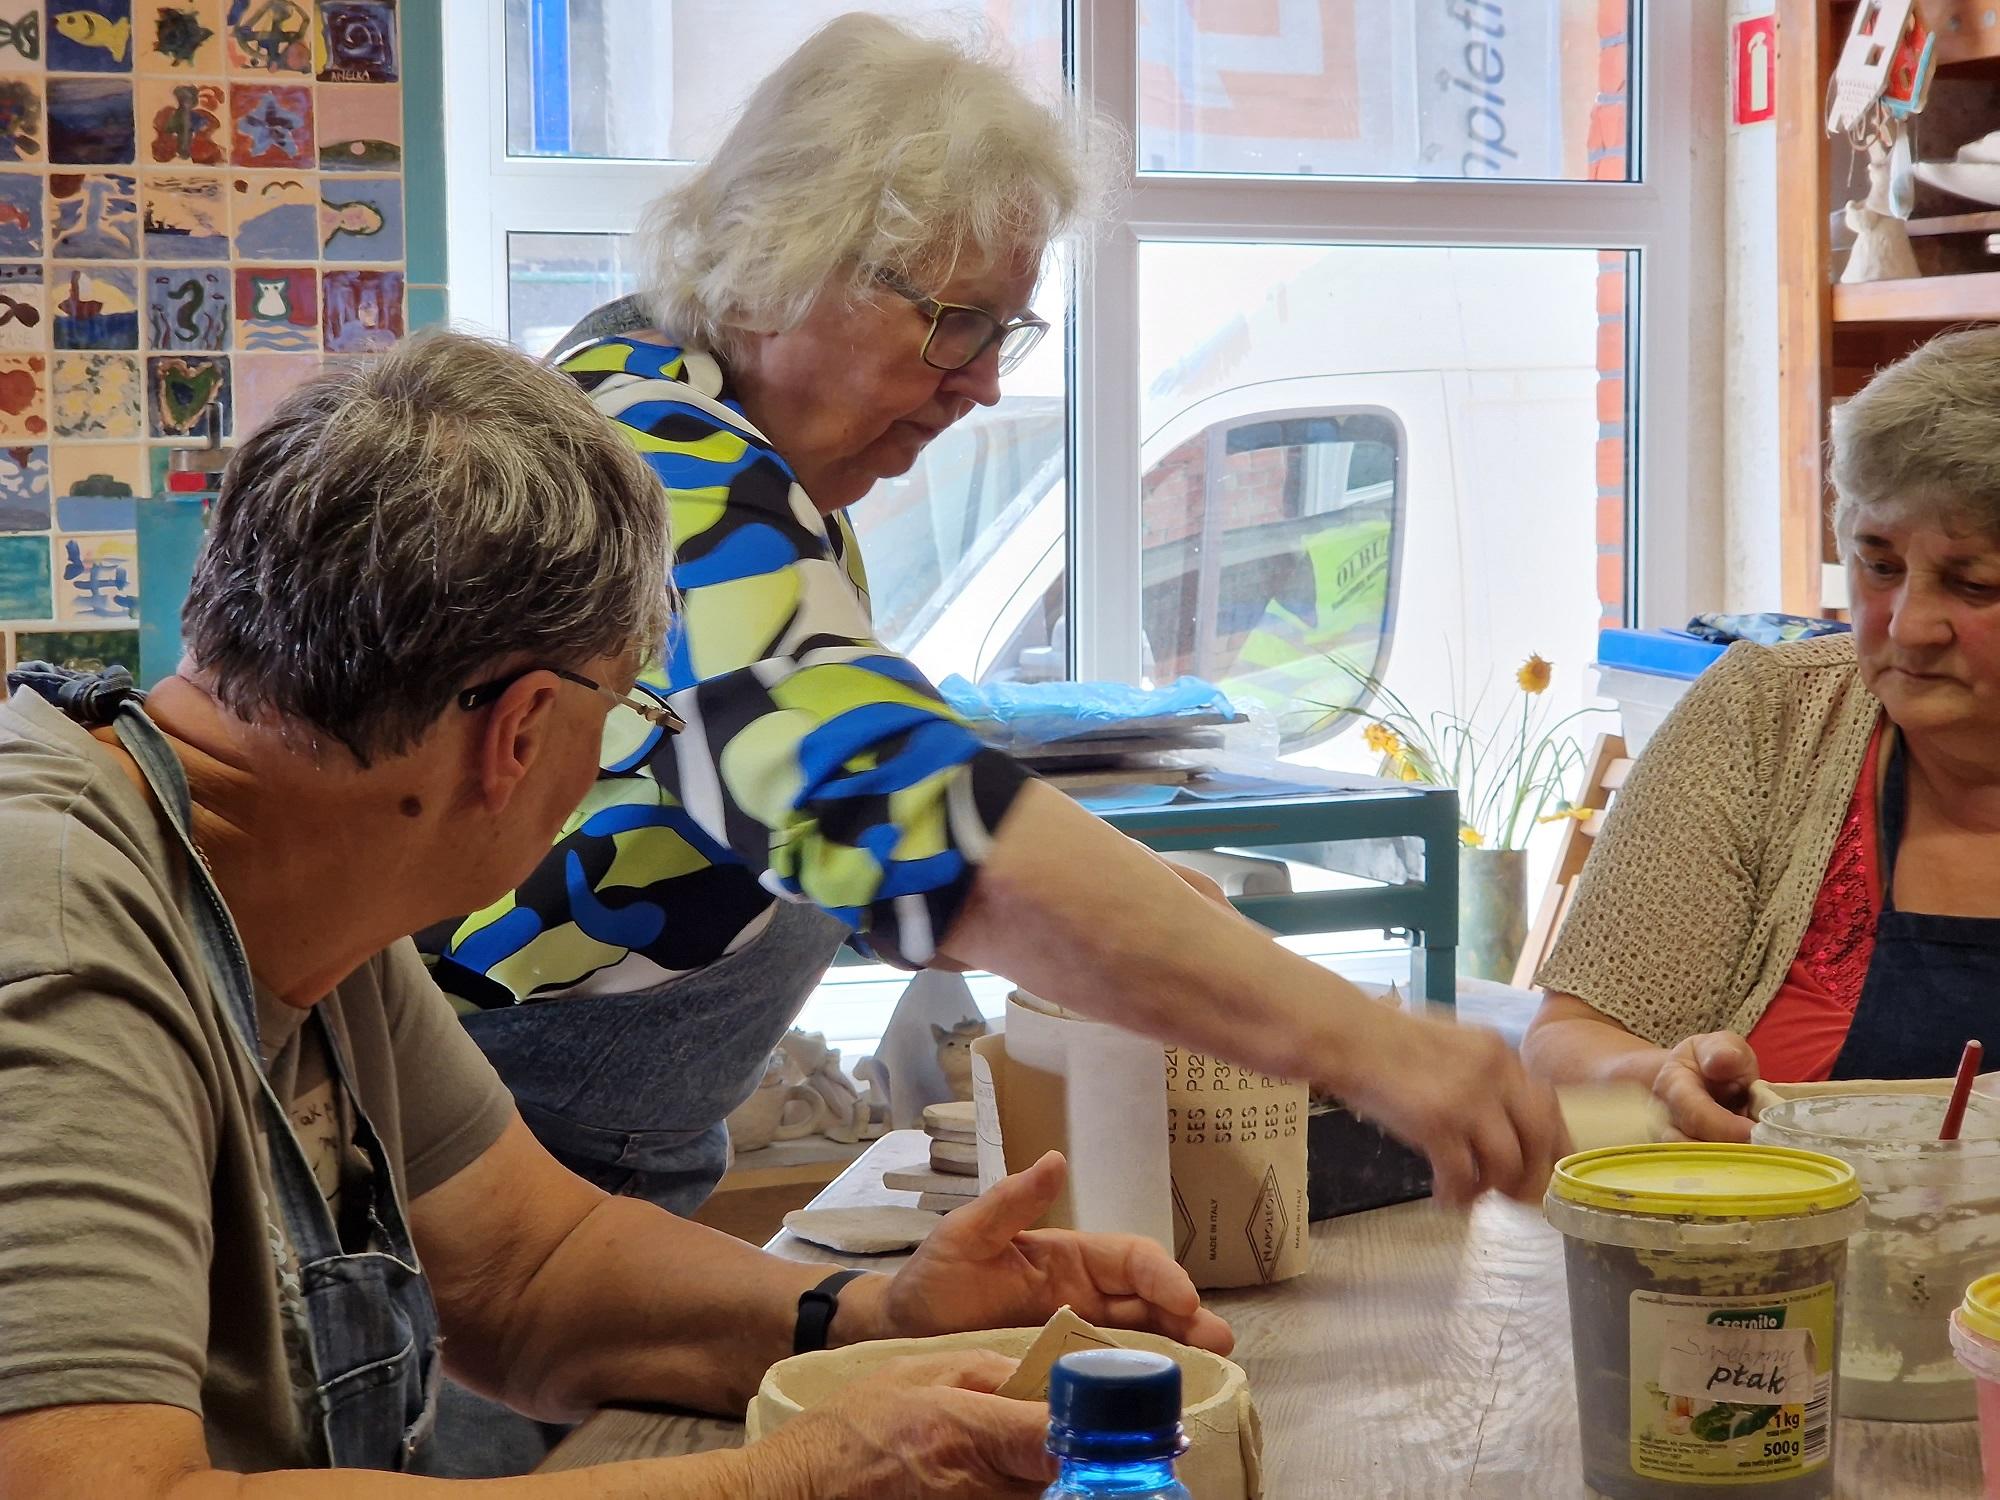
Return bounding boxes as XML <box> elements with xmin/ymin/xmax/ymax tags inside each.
<box><xmin>1073</xmin><ymin>784</ymin><xmax>1185</xmax><ymax>813</ymax></box>
<box><xmin>938</xmin><ymin>674</ymin><xmax>1237</xmax><ymax>747</ymax></box>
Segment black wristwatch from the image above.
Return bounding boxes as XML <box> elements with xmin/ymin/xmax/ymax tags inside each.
<box><xmin>793</xmin><ymin>1268</ymin><xmax>868</xmax><ymax>1355</ymax></box>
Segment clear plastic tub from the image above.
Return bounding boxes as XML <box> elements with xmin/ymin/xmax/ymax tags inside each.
<box><xmin>1754</xmin><ymin>1093</ymin><xmax>2000</xmax><ymax>1421</ymax></box>
<box><xmin>1951</xmin><ymin>1274</ymin><xmax>2000</xmax><ymax>1500</ymax></box>
<box><xmin>1546</xmin><ymin>1143</ymin><xmax>1865</xmax><ymax>1500</ymax></box>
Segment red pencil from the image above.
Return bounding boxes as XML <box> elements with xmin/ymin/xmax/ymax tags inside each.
<box><xmin>1940</xmin><ymin>1040</ymin><xmax>1985</xmax><ymax>1143</ymax></box>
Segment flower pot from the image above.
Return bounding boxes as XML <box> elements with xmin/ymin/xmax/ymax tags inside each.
<box><xmin>1458</xmin><ymin>846</ymin><xmax>1529</xmax><ymax>983</ymax></box>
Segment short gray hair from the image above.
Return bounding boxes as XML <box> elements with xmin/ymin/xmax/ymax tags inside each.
<box><xmin>643</xmin><ymin>11</ymin><xmax>1116</xmax><ymax>352</ymax></box>
<box><xmin>1831</xmin><ymin>326</ymin><xmax>2000</xmax><ymax>549</ymax></box>
<box><xmin>185</xmin><ymin>331</ymin><xmax>672</xmax><ymax>765</ymax></box>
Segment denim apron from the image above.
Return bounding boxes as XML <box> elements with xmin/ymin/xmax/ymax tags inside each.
<box><xmin>1830</xmin><ymin>737</ymin><xmax>2000</xmax><ymax>1079</ymax></box>
<box><xmin>12</xmin><ymin>664</ymin><xmax>442</xmax><ymax>1471</ymax></box>
<box><xmin>458</xmin><ymin>899</ymin><xmax>848</xmax><ymax>1216</ymax></box>
<box><xmin>489</xmin><ymin>290</ymin><xmax>853</xmax><ymax>1218</ymax></box>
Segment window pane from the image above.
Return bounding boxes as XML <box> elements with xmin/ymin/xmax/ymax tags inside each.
<box><xmin>1138</xmin><ymin>0</ymin><xmax>1635</xmax><ymax>182</ymax></box>
<box><xmin>507</xmin><ymin>231</ymin><xmax>645</xmax><ymax>357</ymax></box>
<box><xmin>1138</xmin><ymin>411</ymin><xmax>1403</xmax><ymax>740</ymax></box>
<box><xmin>1133</xmin><ymin>243</ymin><xmax>1625</xmax><ymax>768</ymax></box>
<box><xmin>505</xmin><ymin>1</ymin><xmax>1062</xmax><ymax>163</ymax></box>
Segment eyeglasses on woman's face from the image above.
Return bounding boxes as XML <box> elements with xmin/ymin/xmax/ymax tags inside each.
<box><xmin>876</xmin><ymin>269</ymin><xmax>1049</xmax><ymax>376</ymax></box>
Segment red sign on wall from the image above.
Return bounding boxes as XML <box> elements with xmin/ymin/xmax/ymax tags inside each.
<box><xmin>1734</xmin><ymin>15</ymin><xmax>1777</xmax><ymax>126</ymax></box>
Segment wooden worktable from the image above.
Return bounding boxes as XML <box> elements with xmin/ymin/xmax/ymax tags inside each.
<box><xmin>542</xmin><ymin>1133</ymin><xmax>1981</xmax><ymax>1496</ymax></box>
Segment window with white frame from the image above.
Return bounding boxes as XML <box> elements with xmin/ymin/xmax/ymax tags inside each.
<box><xmin>444</xmin><ymin>1</ymin><xmax>1705</xmax><ymax>1048</ymax></box>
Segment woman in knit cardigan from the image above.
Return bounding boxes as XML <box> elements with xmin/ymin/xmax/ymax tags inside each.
<box><xmin>1524</xmin><ymin>327</ymin><xmax>2000</xmax><ymax>1141</ymax></box>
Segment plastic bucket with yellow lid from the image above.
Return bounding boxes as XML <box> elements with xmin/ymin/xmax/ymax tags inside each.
<box><xmin>1544</xmin><ymin>1143</ymin><xmax>1865</xmax><ymax>1500</ymax></box>
<box><xmin>1950</xmin><ymin>1273</ymin><xmax>2000</xmax><ymax>1500</ymax></box>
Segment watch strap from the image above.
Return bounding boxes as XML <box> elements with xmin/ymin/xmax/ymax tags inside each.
<box><xmin>793</xmin><ymin>1268</ymin><xmax>868</xmax><ymax>1355</ymax></box>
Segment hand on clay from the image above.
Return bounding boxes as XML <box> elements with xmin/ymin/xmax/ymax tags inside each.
<box><xmin>741</xmin><ymin>1350</ymin><xmax>1054</xmax><ymax>1500</ymax></box>
<box><xmin>863</xmin><ymin>1151</ymin><xmax>1234</xmax><ymax>1357</ymax></box>
<box><xmin>1650</xmin><ymin>1031</ymin><xmax>1760</xmax><ymax>1144</ymax></box>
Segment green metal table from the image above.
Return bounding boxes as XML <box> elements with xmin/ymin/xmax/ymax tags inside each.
<box><xmin>1089</xmin><ymin>774</ymin><xmax>1461</xmax><ymax>1007</ymax></box>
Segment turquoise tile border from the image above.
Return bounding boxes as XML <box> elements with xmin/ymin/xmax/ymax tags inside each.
<box><xmin>408</xmin><ymin>284</ymin><xmax>450</xmax><ymax>330</ymax></box>
<box><xmin>402</xmin><ymin>0</ymin><xmax>450</xmax><ymax>287</ymax></box>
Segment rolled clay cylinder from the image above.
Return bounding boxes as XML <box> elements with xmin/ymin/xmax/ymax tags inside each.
<box><xmin>1555</xmin><ymin>1084</ymin><xmax>1669</xmax><ymax>1151</ymax></box>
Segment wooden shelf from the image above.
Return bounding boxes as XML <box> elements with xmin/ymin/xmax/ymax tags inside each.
<box><xmin>1906</xmin><ymin>208</ymin><xmax>2000</xmax><ymax>237</ymax></box>
<box><xmin>1831</xmin><ymin>269</ymin><xmax>2000</xmax><ymax>322</ymax></box>
<box><xmin>1926</xmin><ymin>1</ymin><xmax>2000</xmax><ymax>68</ymax></box>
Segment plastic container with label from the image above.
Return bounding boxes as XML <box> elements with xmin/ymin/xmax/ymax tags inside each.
<box><xmin>1546</xmin><ymin>1143</ymin><xmax>1866</xmax><ymax>1500</ymax></box>
<box><xmin>1754</xmin><ymin>1092</ymin><xmax>2000</xmax><ymax>1420</ymax></box>
<box><xmin>1951</xmin><ymin>1274</ymin><xmax>2000</xmax><ymax>1500</ymax></box>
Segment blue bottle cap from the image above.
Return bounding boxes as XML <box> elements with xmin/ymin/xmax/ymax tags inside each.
<box><xmin>1046</xmin><ymin>1349</ymin><xmax>1187</xmax><ymax>1462</ymax></box>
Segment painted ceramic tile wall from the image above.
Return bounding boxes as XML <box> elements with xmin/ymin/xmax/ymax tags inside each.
<box><xmin>0</xmin><ymin>0</ymin><xmax>408</xmax><ymax>678</ymax></box>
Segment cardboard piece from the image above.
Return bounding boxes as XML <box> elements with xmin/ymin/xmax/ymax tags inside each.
<box><xmin>747</xmin><ymin>1306</ymin><xmax>1263</xmax><ymax>1499</ymax></box>
<box><xmin>993</xmin><ymin>1305</ymin><xmax>1117</xmax><ymax>1398</ymax></box>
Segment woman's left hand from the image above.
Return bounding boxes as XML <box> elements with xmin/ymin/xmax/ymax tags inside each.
<box><xmin>849</xmin><ymin>1152</ymin><xmax>1234</xmax><ymax>1356</ymax></box>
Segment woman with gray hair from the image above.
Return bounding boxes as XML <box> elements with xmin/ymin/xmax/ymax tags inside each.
<box><xmin>0</xmin><ymin>330</ymin><xmax>1237</xmax><ymax>1495</ymax></box>
<box><xmin>1523</xmin><ymin>325</ymin><xmax>2000</xmax><ymax>1139</ymax></box>
<box><xmin>427</xmin><ymin>8</ymin><xmax>1566</xmax><ymax>1233</ymax></box>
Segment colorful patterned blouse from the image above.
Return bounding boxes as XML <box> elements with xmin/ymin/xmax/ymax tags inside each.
<box><xmin>425</xmin><ymin>333</ymin><xmax>1030</xmax><ymax>1007</ymax></box>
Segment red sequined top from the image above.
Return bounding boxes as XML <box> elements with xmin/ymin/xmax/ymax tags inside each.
<box><xmin>1744</xmin><ymin>726</ymin><xmax>1885</xmax><ymax>1081</ymax></box>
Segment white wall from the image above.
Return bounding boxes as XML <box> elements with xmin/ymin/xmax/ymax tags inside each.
<box><xmin>1722</xmin><ymin>1</ymin><xmax>1785</xmax><ymax>611</ymax></box>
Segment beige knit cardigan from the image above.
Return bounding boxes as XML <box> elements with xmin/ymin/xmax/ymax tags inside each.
<box><xmin>1536</xmin><ymin>635</ymin><xmax>1880</xmax><ymax>1045</ymax></box>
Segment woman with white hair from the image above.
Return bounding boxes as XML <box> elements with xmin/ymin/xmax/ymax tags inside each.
<box><xmin>428</xmin><ymin>14</ymin><xmax>1564</xmax><ymax>1223</ymax></box>
<box><xmin>0</xmin><ymin>330</ymin><xmax>1236</xmax><ymax>1496</ymax></box>
<box><xmin>1525</xmin><ymin>325</ymin><xmax>2000</xmax><ymax>1139</ymax></box>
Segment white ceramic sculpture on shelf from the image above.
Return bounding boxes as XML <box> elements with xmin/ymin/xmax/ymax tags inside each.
<box><xmin>774</xmin><ymin>1028</ymin><xmax>886</xmax><ymax>1146</ymax></box>
<box><xmin>853</xmin><ymin>970</ymin><xmax>989</xmax><ymax>1129</ymax></box>
<box><xmin>1841</xmin><ymin>135</ymin><xmax>1920</xmax><ymax>285</ymax></box>
<box><xmin>930</xmin><ymin>1017</ymin><xmax>986</xmax><ymax>1102</ymax></box>
<box><xmin>724</xmin><ymin>1051</ymin><xmax>828</xmax><ymax>1152</ymax></box>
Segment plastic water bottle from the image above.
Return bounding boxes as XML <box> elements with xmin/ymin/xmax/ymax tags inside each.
<box><xmin>1043</xmin><ymin>1348</ymin><xmax>1192</xmax><ymax>1498</ymax></box>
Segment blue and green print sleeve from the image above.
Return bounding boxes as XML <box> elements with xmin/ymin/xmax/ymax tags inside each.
<box><xmin>435</xmin><ymin>334</ymin><xmax>1030</xmax><ymax>1000</ymax></box>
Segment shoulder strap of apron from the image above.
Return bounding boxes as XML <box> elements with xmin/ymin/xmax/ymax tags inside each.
<box><xmin>1877</xmin><ymin>728</ymin><xmax>1909</xmax><ymax>915</ymax></box>
<box><xmin>7</xmin><ymin>662</ymin><xmax>352</xmax><ymax>1250</ymax></box>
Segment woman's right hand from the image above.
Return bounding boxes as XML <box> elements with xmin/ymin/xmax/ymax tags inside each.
<box><xmin>1650</xmin><ymin>1030</ymin><xmax>1761</xmax><ymax>1143</ymax></box>
<box><xmin>737</xmin><ymin>1351</ymin><xmax>1056</xmax><ymax>1500</ymax></box>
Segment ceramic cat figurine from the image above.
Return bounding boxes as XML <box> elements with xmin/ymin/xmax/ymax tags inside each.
<box><xmin>930</xmin><ymin>1017</ymin><xmax>988</xmax><ymax>1102</ymax></box>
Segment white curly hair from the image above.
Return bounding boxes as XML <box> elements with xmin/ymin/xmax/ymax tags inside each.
<box><xmin>640</xmin><ymin>11</ymin><xmax>1118</xmax><ymax>354</ymax></box>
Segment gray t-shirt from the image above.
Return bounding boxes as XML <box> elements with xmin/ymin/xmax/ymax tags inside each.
<box><xmin>0</xmin><ymin>689</ymin><xmax>516</xmax><ymax>1470</ymax></box>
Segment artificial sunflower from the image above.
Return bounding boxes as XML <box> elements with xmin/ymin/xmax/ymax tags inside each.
<box><xmin>1363</xmin><ymin>721</ymin><xmax>1402</xmax><ymax>756</ymax></box>
<box><xmin>1516</xmin><ymin>654</ymin><xmax>1552</xmax><ymax>695</ymax></box>
<box><xmin>1459</xmin><ymin>826</ymin><xmax>1485</xmax><ymax>848</ymax></box>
